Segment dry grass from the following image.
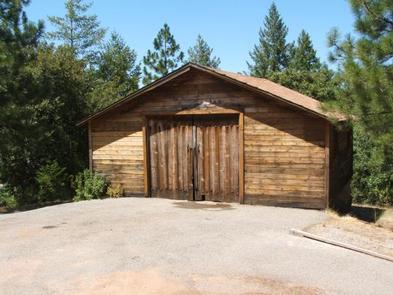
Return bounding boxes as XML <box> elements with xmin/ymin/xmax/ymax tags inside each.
<box><xmin>306</xmin><ymin>210</ymin><xmax>393</xmax><ymax>258</ymax></box>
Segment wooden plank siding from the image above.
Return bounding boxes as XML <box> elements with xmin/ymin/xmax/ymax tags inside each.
<box><xmin>90</xmin><ymin>69</ymin><xmax>329</xmax><ymax>208</ymax></box>
<box><xmin>148</xmin><ymin>117</ymin><xmax>194</xmax><ymax>200</ymax></box>
<box><xmin>194</xmin><ymin>115</ymin><xmax>240</xmax><ymax>202</ymax></box>
<box><xmin>244</xmin><ymin>109</ymin><xmax>326</xmax><ymax>209</ymax></box>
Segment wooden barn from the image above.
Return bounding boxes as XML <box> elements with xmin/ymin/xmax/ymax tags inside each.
<box><xmin>78</xmin><ymin>63</ymin><xmax>352</xmax><ymax>210</ymax></box>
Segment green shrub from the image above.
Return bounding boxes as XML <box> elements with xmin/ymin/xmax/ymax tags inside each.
<box><xmin>0</xmin><ymin>185</ymin><xmax>18</xmax><ymax>209</ymax></box>
<box><xmin>107</xmin><ymin>183</ymin><xmax>123</xmax><ymax>198</ymax></box>
<box><xmin>351</xmin><ymin>126</ymin><xmax>393</xmax><ymax>205</ymax></box>
<box><xmin>73</xmin><ymin>170</ymin><xmax>108</xmax><ymax>201</ymax></box>
<box><xmin>35</xmin><ymin>161</ymin><xmax>70</xmax><ymax>203</ymax></box>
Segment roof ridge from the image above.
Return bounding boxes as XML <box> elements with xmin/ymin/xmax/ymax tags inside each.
<box><xmin>77</xmin><ymin>63</ymin><xmax>346</xmax><ymax>126</ymax></box>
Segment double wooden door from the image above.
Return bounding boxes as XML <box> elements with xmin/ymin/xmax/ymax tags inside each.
<box><xmin>148</xmin><ymin>115</ymin><xmax>239</xmax><ymax>202</ymax></box>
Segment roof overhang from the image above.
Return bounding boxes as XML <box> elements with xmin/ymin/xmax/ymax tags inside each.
<box><xmin>77</xmin><ymin>63</ymin><xmax>346</xmax><ymax>126</ymax></box>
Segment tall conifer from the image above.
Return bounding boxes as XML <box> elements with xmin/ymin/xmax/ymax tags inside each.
<box><xmin>47</xmin><ymin>0</ymin><xmax>106</xmax><ymax>59</ymax></box>
<box><xmin>88</xmin><ymin>32</ymin><xmax>140</xmax><ymax>111</ymax></box>
<box><xmin>188</xmin><ymin>35</ymin><xmax>220</xmax><ymax>68</ymax></box>
<box><xmin>289</xmin><ymin>30</ymin><xmax>320</xmax><ymax>71</ymax></box>
<box><xmin>143</xmin><ymin>23</ymin><xmax>184</xmax><ymax>85</ymax></box>
<box><xmin>328</xmin><ymin>0</ymin><xmax>393</xmax><ymax>204</ymax></box>
<box><xmin>248</xmin><ymin>2</ymin><xmax>291</xmax><ymax>77</ymax></box>
<box><xmin>328</xmin><ymin>0</ymin><xmax>393</xmax><ymax>151</ymax></box>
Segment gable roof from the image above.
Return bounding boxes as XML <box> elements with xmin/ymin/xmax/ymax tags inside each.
<box><xmin>77</xmin><ymin>63</ymin><xmax>345</xmax><ymax>126</ymax></box>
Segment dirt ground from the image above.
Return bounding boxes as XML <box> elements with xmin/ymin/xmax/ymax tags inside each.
<box><xmin>1</xmin><ymin>198</ymin><xmax>393</xmax><ymax>295</ymax></box>
<box><xmin>72</xmin><ymin>270</ymin><xmax>323</xmax><ymax>295</ymax></box>
<box><xmin>305</xmin><ymin>212</ymin><xmax>393</xmax><ymax>258</ymax></box>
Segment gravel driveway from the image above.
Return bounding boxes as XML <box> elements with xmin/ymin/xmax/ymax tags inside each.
<box><xmin>0</xmin><ymin>198</ymin><xmax>392</xmax><ymax>295</ymax></box>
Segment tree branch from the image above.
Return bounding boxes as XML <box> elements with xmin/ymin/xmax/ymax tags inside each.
<box><xmin>363</xmin><ymin>1</ymin><xmax>393</xmax><ymax>30</ymax></box>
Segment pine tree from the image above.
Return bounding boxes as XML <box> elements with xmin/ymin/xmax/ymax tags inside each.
<box><xmin>1</xmin><ymin>1</ymin><xmax>93</xmax><ymax>206</ymax></box>
<box><xmin>88</xmin><ymin>32</ymin><xmax>140</xmax><ymax>111</ymax></box>
<box><xmin>247</xmin><ymin>2</ymin><xmax>291</xmax><ymax>77</ymax></box>
<box><xmin>47</xmin><ymin>0</ymin><xmax>106</xmax><ymax>59</ymax></box>
<box><xmin>1</xmin><ymin>43</ymin><xmax>90</xmax><ymax>206</ymax></box>
<box><xmin>267</xmin><ymin>29</ymin><xmax>334</xmax><ymax>101</ymax></box>
<box><xmin>328</xmin><ymin>0</ymin><xmax>393</xmax><ymax>151</ymax></box>
<box><xmin>269</xmin><ymin>65</ymin><xmax>339</xmax><ymax>101</ymax></box>
<box><xmin>142</xmin><ymin>23</ymin><xmax>184</xmax><ymax>85</ymax></box>
<box><xmin>328</xmin><ymin>0</ymin><xmax>393</xmax><ymax>205</ymax></box>
<box><xmin>289</xmin><ymin>30</ymin><xmax>321</xmax><ymax>71</ymax></box>
<box><xmin>0</xmin><ymin>0</ymin><xmax>44</xmax><ymax>106</ymax></box>
<box><xmin>188</xmin><ymin>35</ymin><xmax>220</xmax><ymax>68</ymax></box>
<box><xmin>0</xmin><ymin>0</ymin><xmax>44</xmax><ymax>188</ymax></box>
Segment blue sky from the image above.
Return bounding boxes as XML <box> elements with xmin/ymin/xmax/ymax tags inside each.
<box><xmin>26</xmin><ymin>0</ymin><xmax>355</xmax><ymax>73</ymax></box>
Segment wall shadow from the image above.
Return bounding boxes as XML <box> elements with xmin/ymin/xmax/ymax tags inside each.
<box><xmin>351</xmin><ymin>205</ymin><xmax>385</xmax><ymax>223</ymax></box>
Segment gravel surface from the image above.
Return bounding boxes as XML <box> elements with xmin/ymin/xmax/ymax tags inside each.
<box><xmin>306</xmin><ymin>215</ymin><xmax>393</xmax><ymax>258</ymax></box>
<box><xmin>0</xmin><ymin>198</ymin><xmax>392</xmax><ymax>295</ymax></box>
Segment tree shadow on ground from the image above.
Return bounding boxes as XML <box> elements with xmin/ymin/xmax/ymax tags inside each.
<box><xmin>0</xmin><ymin>199</ymin><xmax>73</xmax><ymax>215</ymax></box>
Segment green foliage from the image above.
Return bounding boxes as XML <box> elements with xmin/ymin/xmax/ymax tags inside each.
<box><xmin>73</xmin><ymin>170</ymin><xmax>108</xmax><ymax>201</ymax></box>
<box><xmin>143</xmin><ymin>23</ymin><xmax>184</xmax><ymax>85</ymax></box>
<box><xmin>0</xmin><ymin>44</ymin><xmax>89</xmax><ymax>205</ymax></box>
<box><xmin>327</xmin><ymin>0</ymin><xmax>393</xmax><ymax>152</ymax></box>
<box><xmin>0</xmin><ymin>0</ymin><xmax>142</xmax><ymax>208</ymax></box>
<box><xmin>87</xmin><ymin>32</ymin><xmax>140</xmax><ymax>112</ymax></box>
<box><xmin>327</xmin><ymin>0</ymin><xmax>393</xmax><ymax>205</ymax></box>
<box><xmin>0</xmin><ymin>185</ymin><xmax>18</xmax><ymax>209</ymax></box>
<box><xmin>35</xmin><ymin>161</ymin><xmax>70</xmax><ymax>203</ymax></box>
<box><xmin>0</xmin><ymin>0</ymin><xmax>43</xmax><ymax>108</ymax></box>
<box><xmin>0</xmin><ymin>0</ymin><xmax>44</xmax><ymax>204</ymax></box>
<box><xmin>248</xmin><ymin>2</ymin><xmax>292</xmax><ymax>77</ymax></box>
<box><xmin>351</xmin><ymin>126</ymin><xmax>393</xmax><ymax>205</ymax></box>
<box><xmin>268</xmin><ymin>28</ymin><xmax>336</xmax><ymax>102</ymax></box>
<box><xmin>247</xmin><ymin>5</ymin><xmax>334</xmax><ymax>102</ymax></box>
<box><xmin>97</xmin><ymin>32</ymin><xmax>140</xmax><ymax>94</ymax></box>
<box><xmin>47</xmin><ymin>0</ymin><xmax>106</xmax><ymax>60</ymax></box>
<box><xmin>0</xmin><ymin>1</ymin><xmax>88</xmax><ymax>206</ymax></box>
<box><xmin>269</xmin><ymin>65</ymin><xmax>339</xmax><ymax>101</ymax></box>
<box><xmin>0</xmin><ymin>1</ymin><xmax>140</xmax><ymax>208</ymax></box>
<box><xmin>289</xmin><ymin>30</ymin><xmax>321</xmax><ymax>71</ymax></box>
<box><xmin>187</xmin><ymin>35</ymin><xmax>220</xmax><ymax>68</ymax></box>
<box><xmin>106</xmin><ymin>183</ymin><xmax>123</xmax><ymax>198</ymax></box>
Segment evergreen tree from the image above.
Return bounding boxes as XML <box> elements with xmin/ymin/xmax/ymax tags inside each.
<box><xmin>97</xmin><ymin>32</ymin><xmax>140</xmax><ymax>94</ymax></box>
<box><xmin>47</xmin><ymin>0</ymin><xmax>106</xmax><ymax>59</ymax></box>
<box><xmin>0</xmin><ymin>0</ymin><xmax>44</xmax><ymax>106</ymax></box>
<box><xmin>268</xmin><ymin>29</ymin><xmax>334</xmax><ymax>101</ymax></box>
<box><xmin>0</xmin><ymin>0</ymin><xmax>44</xmax><ymax>200</ymax></box>
<box><xmin>247</xmin><ymin>5</ymin><xmax>331</xmax><ymax>102</ymax></box>
<box><xmin>88</xmin><ymin>32</ymin><xmax>140</xmax><ymax>111</ymax></box>
<box><xmin>0</xmin><ymin>1</ymin><xmax>89</xmax><ymax>206</ymax></box>
<box><xmin>143</xmin><ymin>23</ymin><xmax>184</xmax><ymax>85</ymax></box>
<box><xmin>328</xmin><ymin>0</ymin><xmax>393</xmax><ymax>205</ymax></box>
<box><xmin>1</xmin><ymin>44</ymin><xmax>89</xmax><ymax>205</ymax></box>
<box><xmin>269</xmin><ymin>65</ymin><xmax>339</xmax><ymax>101</ymax></box>
<box><xmin>328</xmin><ymin>0</ymin><xmax>393</xmax><ymax>154</ymax></box>
<box><xmin>248</xmin><ymin>2</ymin><xmax>291</xmax><ymax>77</ymax></box>
<box><xmin>289</xmin><ymin>30</ymin><xmax>321</xmax><ymax>71</ymax></box>
<box><xmin>188</xmin><ymin>34</ymin><xmax>220</xmax><ymax>68</ymax></box>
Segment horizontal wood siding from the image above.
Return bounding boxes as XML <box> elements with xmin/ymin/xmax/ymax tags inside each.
<box><xmin>90</xmin><ymin>69</ymin><xmax>328</xmax><ymax>208</ymax></box>
<box><xmin>91</xmin><ymin>116</ymin><xmax>144</xmax><ymax>196</ymax></box>
<box><xmin>244</xmin><ymin>107</ymin><xmax>326</xmax><ymax>209</ymax></box>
